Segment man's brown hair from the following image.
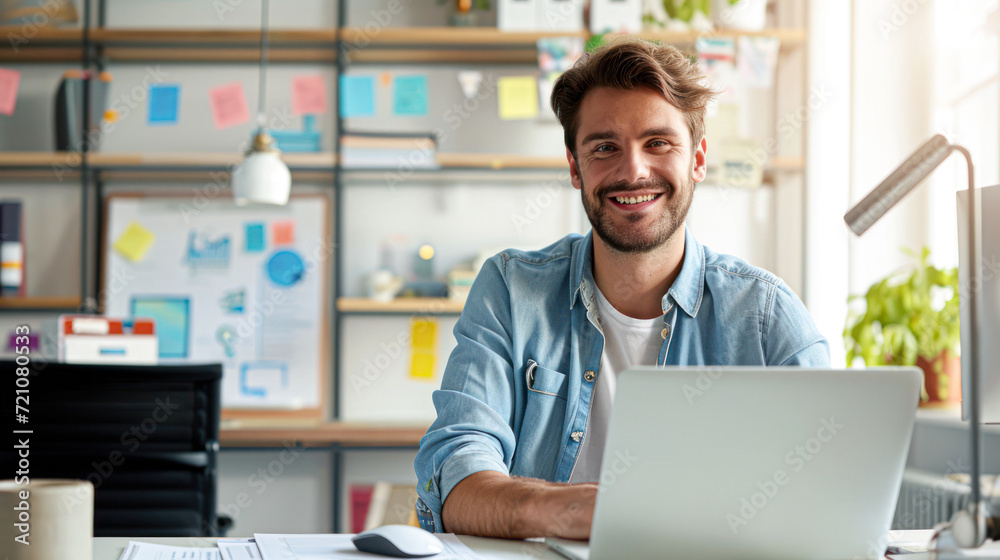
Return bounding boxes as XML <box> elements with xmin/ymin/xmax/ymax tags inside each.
<box><xmin>551</xmin><ymin>38</ymin><xmax>716</xmax><ymax>157</ymax></box>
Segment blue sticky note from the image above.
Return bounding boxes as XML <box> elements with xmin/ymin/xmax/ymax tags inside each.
<box><xmin>148</xmin><ymin>84</ymin><xmax>180</xmax><ymax>125</ymax></box>
<box><xmin>339</xmin><ymin>75</ymin><xmax>375</xmax><ymax>118</ymax></box>
<box><xmin>393</xmin><ymin>75</ymin><xmax>428</xmax><ymax>116</ymax></box>
<box><xmin>245</xmin><ymin>222</ymin><xmax>265</xmax><ymax>252</ymax></box>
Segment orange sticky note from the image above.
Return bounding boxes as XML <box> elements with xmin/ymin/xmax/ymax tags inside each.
<box><xmin>0</xmin><ymin>68</ymin><xmax>21</xmax><ymax>116</ymax></box>
<box><xmin>209</xmin><ymin>81</ymin><xmax>249</xmax><ymax>129</ymax></box>
<box><xmin>291</xmin><ymin>75</ymin><xmax>327</xmax><ymax>115</ymax></box>
<box><xmin>380</xmin><ymin>72</ymin><xmax>392</xmax><ymax>87</ymax></box>
<box><xmin>272</xmin><ymin>221</ymin><xmax>294</xmax><ymax>245</ymax></box>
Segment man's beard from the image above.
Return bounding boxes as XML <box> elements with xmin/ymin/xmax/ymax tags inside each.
<box><xmin>581</xmin><ymin>172</ymin><xmax>694</xmax><ymax>254</ymax></box>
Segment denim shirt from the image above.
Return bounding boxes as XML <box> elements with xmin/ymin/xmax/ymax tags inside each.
<box><xmin>413</xmin><ymin>228</ymin><xmax>830</xmax><ymax>532</ymax></box>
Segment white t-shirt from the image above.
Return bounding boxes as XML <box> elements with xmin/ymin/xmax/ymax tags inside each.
<box><xmin>568</xmin><ymin>284</ymin><xmax>664</xmax><ymax>483</ymax></box>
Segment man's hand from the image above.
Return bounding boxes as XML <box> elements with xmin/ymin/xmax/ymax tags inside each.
<box><xmin>441</xmin><ymin>471</ymin><xmax>597</xmax><ymax>539</ymax></box>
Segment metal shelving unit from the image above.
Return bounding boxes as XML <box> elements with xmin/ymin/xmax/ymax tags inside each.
<box><xmin>0</xmin><ymin>0</ymin><xmax>808</xmax><ymax>532</ymax></box>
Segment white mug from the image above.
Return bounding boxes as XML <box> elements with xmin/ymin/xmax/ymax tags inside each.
<box><xmin>0</xmin><ymin>479</ymin><xmax>94</xmax><ymax>560</ymax></box>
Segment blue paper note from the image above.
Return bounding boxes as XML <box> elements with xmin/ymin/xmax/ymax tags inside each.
<box><xmin>245</xmin><ymin>222</ymin><xmax>265</xmax><ymax>252</ymax></box>
<box><xmin>148</xmin><ymin>84</ymin><xmax>180</xmax><ymax>125</ymax></box>
<box><xmin>393</xmin><ymin>75</ymin><xmax>428</xmax><ymax>116</ymax></box>
<box><xmin>131</xmin><ymin>296</ymin><xmax>190</xmax><ymax>358</ymax></box>
<box><xmin>339</xmin><ymin>75</ymin><xmax>375</xmax><ymax>118</ymax></box>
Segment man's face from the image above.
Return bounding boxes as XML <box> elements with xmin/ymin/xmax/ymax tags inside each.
<box><xmin>567</xmin><ymin>86</ymin><xmax>707</xmax><ymax>254</ymax></box>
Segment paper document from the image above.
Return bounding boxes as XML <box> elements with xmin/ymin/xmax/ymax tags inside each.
<box><xmin>218</xmin><ymin>538</ymin><xmax>264</xmax><ymax>560</ymax></box>
<box><xmin>253</xmin><ymin>533</ymin><xmax>481</xmax><ymax>560</ymax></box>
<box><xmin>118</xmin><ymin>541</ymin><xmax>220</xmax><ymax>560</ymax></box>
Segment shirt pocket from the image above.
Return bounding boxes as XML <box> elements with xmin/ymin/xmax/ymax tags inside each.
<box><xmin>526</xmin><ymin>359</ymin><xmax>568</xmax><ymax>400</ymax></box>
<box><xmin>514</xmin><ymin>359</ymin><xmax>569</xmax><ymax>478</ymax></box>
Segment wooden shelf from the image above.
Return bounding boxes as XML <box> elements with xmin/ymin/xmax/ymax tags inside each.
<box><xmin>0</xmin><ymin>26</ymin><xmax>805</xmax><ymax>62</ymax></box>
<box><xmin>437</xmin><ymin>153</ymin><xmax>566</xmax><ymax>170</ymax></box>
<box><xmin>337</xmin><ymin>297</ymin><xmax>464</xmax><ymax>315</ymax></box>
<box><xmin>0</xmin><ymin>296</ymin><xmax>81</xmax><ymax>310</ymax></box>
<box><xmin>220</xmin><ymin>420</ymin><xmax>429</xmax><ymax>447</ymax></box>
<box><xmin>89</xmin><ymin>152</ymin><xmax>336</xmax><ymax>170</ymax></box>
<box><xmin>91</xmin><ymin>28</ymin><xmax>337</xmax><ymax>45</ymax></box>
<box><xmin>340</xmin><ymin>27</ymin><xmax>587</xmax><ymax>47</ymax></box>
<box><xmin>767</xmin><ymin>156</ymin><xmax>806</xmax><ymax>172</ymax></box>
<box><xmin>0</xmin><ymin>152</ymin><xmax>82</xmax><ymax>167</ymax></box>
<box><xmin>636</xmin><ymin>27</ymin><xmax>807</xmax><ymax>47</ymax></box>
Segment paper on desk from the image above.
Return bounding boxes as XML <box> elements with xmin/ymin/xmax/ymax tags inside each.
<box><xmin>253</xmin><ymin>533</ymin><xmax>482</xmax><ymax>560</ymax></box>
<box><xmin>118</xmin><ymin>541</ymin><xmax>220</xmax><ymax>560</ymax></box>
<box><xmin>218</xmin><ymin>538</ymin><xmax>263</xmax><ymax>560</ymax></box>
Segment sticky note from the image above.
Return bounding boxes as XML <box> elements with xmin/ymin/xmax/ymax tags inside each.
<box><xmin>393</xmin><ymin>75</ymin><xmax>428</xmax><ymax>116</ymax></box>
<box><xmin>498</xmin><ymin>76</ymin><xmax>539</xmax><ymax>120</ymax></box>
<box><xmin>272</xmin><ymin>220</ymin><xmax>294</xmax><ymax>245</ymax></box>
<box><xmin>114</xmin><ymin>221</ymin><xmax>156</xmax><ymax>262</ymax></box>
<box><xmin>209</xmin><ymin>81</ymin><xmax>250</xmax><ymax>129</ymax></box>
<box><xmin>148</xmin><ymin>84</ymin><xmax>180</xmax><ymax>125</ymax></box>
<box><xmin>380</xmin><ymin>72</ymin><xmax>392</xmax><ymax>87</ymax></box>
<box><xmin>291</xmin><ymin>74</ymin><xmax>328</xmax><ymax>115</ymax></box>
<box><xmin>339</xmin><ymin>75</ymin><xmax>375</xmax><ymax>118</ymax></box>
<box><xmin>245</xmin><ymin>222</ymin><xmax>265</xmax><ymax>252</ymax></box>
<box><xmin>409</xmin><ymin>318</ymin><xmax>438</xmax><ymax>380</ymax></box>
<box><xmin>0</xmin><ymin>68</ymin><xmax>21</xmax><ymax>116</ymax></box>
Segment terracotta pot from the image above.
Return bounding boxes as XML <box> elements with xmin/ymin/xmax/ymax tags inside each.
<box><xmin>916</xmin><ymin>349</ymin><xmax>961</xmax><ymax>407</ymax></box>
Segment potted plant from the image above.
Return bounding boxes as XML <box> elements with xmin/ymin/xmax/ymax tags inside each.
<box><xmin>712</xmin><ymin>0</ymin><xmax>768</xmax><ymax>31</ymax></box>
<box><xmin>844</xmin><ymin>247</ymin><xmax>962</xmax><ymax>407</ymax></box>
<box><xmin>643</xmin><ymin>0</ymin><xmax>713</xmax><ymax>31</ymax></box>
<box><xmin>437</xmin><ymin>0</ymin><xmax>489</xmax><ymax>27</ymax></box>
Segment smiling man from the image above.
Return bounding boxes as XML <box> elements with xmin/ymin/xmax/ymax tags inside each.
<box><xmin>413</xmin><ymin>38</ymin><xmax>830</xmax><ymax>539</ymax></box>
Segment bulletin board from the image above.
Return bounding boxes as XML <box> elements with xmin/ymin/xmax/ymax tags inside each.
<box><xmin>102</xmin><ymin>193</ymin><xmax>330</xmax><ymax>419</ymax></box>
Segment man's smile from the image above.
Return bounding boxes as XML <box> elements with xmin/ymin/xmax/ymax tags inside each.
<box><xmin>605</xmin><ymin>192</ymin><xmax>664</xmax><ymax>211</ymax></box>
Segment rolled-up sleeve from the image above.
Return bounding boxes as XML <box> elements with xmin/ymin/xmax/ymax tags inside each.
<box><xmin>414</xmin><ymin>254</ymin><xmax>518</xmax><ymax>532</ymax></box>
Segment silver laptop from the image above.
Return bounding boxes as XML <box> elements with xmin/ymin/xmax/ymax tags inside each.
<box><xmin>547</xmin><ymin>367</ymin><xmax>921</xmax><ymax>560</ymax></box>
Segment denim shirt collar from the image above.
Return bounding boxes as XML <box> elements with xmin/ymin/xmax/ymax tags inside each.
<box><xmin>569</xmin><ymin>226</ymin><xmax>705</xmax><ymax>317</ymax></box>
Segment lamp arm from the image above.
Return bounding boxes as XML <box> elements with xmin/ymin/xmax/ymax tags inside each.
<box><xmin>952</xmin><ymin>145</ymin><xmax>985</xmax><ymax>547</ymax></box>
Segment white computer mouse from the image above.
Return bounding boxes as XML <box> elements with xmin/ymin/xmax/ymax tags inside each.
<box><xmin>351</xmin><ymin>524</ymin><xmax>444</xmax><ymax>558</ymax></box>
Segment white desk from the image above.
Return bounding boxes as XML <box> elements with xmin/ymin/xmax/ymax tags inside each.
<box><xmin>94</xmin><ymin>536</ymin><xmax>564</xmax><ymax>559</ymax></box>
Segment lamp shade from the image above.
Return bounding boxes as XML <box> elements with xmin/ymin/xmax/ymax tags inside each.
<box><xmin>844</xmin><ymin>134</ymin><xmax>951</xmax><ymax>236</ymax></box>
<box><xmin>231</xmin><ymin>133</ymin><xmax>291</xmax><ymax>206</ymax></box>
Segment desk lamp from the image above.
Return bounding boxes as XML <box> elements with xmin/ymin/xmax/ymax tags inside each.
<box><xmin>231</xmin><ymin>0</ymin><xmax>291</xmax><ymax>206</ymax></box>
<box><xmin>844</xmin><ymin>134</ymin><xmax>989</xmax><ymax>548</ymax></box>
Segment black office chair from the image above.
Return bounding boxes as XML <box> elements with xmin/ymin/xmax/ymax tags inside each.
<box><xmin>1</xmin><ymin>360</ymin><xmax>226</xmax><ymax>537</ymax></box>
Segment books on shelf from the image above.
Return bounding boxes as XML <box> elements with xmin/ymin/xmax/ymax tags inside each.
<box><xmin>349</xmin><ymin>484</ymin><xmax>374</xmax><ymax>534</ymax></box>
<box><xmin>340</xmin><ymin>132</ymin><xmax>439</xmax><ymax>170</ymax></box>
<box><xmin>0</xmin><ymin>200</ymin><xmax>24</xmax><ymax>297</ymax></box>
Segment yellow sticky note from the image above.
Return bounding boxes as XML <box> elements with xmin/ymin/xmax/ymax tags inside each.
<box><xmin>113</xmin><ymin>221</ymin><xmax>155</xmax><ymax>262</ymax></box>
<box><xmin>409</xmin><ymin>318</ymin><xmax>438</xmax><ymax>380</ymax></box>
<box><xmin>498</xmin><ymin>76</ymin><xmax>539</xmax><ymax>121</ymax></box>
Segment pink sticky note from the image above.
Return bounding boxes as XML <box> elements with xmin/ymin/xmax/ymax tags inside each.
<box><xmin>209</xmin><ymin>82</ymin><xmax>249</xmax><ymax>129</ymax></box>
<box><xmin>0</xmin><ymin>68</ymin><xmax>21</xmax><ymax>116</ymax></box>
<box><xmin>291</xmin><ymin>75</ymin><xmax>327</xmax><ymax>115</ymax></box>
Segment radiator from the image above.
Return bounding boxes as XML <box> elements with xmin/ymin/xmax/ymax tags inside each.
<box><xmin>892</xmin><ymin>469</ymin><xmax>1000</xmax><ymax>530</ymax></box>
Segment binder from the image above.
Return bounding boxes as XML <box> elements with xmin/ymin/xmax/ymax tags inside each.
<box><xmin>54</xmin><ymin>70</ymin><xmax>112</xmax><ymax>152</ymax></box>
<box><xmin>57</xmin><ymin>315</ymin><xmax>158</xmax><ymax>364</ymax></box>
<box><xmin>0</xmin><ymin>200</ymin><xmax>23</xmax><ymax>297</ymax></box>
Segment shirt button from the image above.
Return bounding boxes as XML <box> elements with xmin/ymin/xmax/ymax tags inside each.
<box><xmin>661</xmin><ymin>326</ymin><xmax>670</xmax><ymax>339</ymax></box>
<box><xmin>584</xmin><ymin>370</ymin><xmax>596</xmax><ymax>382</ymax></box>
<box><xmin>571</xmin><ymin>431</ymin><xmax>584</xmax><ymax>443</ymax></box>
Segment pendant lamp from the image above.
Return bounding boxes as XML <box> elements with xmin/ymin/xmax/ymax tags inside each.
<box><xmin>231</xmin><ymin>0</ymin><xmax>290</xmax><ymax>206</ymax></box>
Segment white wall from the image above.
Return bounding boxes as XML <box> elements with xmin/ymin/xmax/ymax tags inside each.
<box><xmin>848</xmin><ymin>0</ymin><xmax>936</xmax><ymax>304</ymax></box>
